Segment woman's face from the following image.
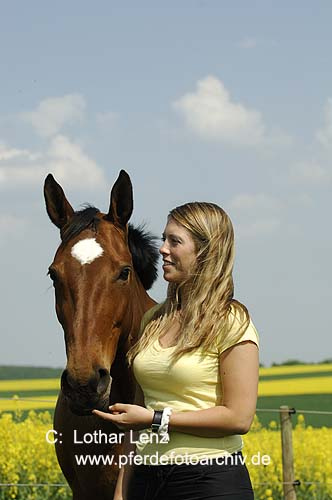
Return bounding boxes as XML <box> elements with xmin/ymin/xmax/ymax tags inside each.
<box><xmin>160</xmin><ymin>217</ymin><xmax>197</xmax><ymax>283</ymax></box>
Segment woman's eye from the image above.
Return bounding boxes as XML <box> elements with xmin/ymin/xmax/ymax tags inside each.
<box><xmin>118</xmin><ymin>267</ymin><xmax>131</xmax><ymax>281</ymax></box>
<box><xmin>161</xmin><ymin>236</ymin><xmax>180</xmax><ymax>244</ymax></box>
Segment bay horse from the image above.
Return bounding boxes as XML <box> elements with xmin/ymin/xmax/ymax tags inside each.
<box><xmin>44</xmin><ymin>170</ymin><xmax>158</xmax><ymax>499</ymax></box>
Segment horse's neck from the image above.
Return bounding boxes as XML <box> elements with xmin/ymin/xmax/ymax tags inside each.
<box><xmin>125</xmin><ymin>277</ymin><xmax>156</xmax><ymax>344</ymax></box>
<box><xmin>109</xmin><ymin>282</ymin><xmax>155</xmax><ymax>405</ymax></box>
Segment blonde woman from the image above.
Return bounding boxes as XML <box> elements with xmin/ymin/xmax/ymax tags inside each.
<box><xmin>94</xmin><ymin>202</ymin><xmax>259</xmax><ymax>500</ymax></box>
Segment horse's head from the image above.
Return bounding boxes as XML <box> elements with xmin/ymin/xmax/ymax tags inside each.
<box><xmin>44</xmin><ymin>170</ymin><xmax>158</xmax><ymax>415</ymax></box>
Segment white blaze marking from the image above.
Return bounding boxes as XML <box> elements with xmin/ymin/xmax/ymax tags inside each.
<box><xmin>71</xmin><ymin>238</ymin><xmax>104</xmax><ymax>265</ymax></box>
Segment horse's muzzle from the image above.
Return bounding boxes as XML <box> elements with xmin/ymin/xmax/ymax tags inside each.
<box><xmin>61</xmin><ymin>368</ymin><xmax>111</xmax><ymax>415</ymax></box>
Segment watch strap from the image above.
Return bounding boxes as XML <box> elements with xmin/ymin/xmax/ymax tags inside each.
<box><xmin>151</xmin><ymin>410</ymin><xmax>163</xmax><ymax>432</ymax></box>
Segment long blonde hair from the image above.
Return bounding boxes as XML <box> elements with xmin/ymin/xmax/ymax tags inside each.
<box><xmin>127</xmin><ymin>202</ymin><xmax>249</xmax><ymax>364</ymax></box>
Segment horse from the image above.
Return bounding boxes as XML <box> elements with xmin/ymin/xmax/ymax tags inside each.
<box><xmin>44</xmin><ymin>170</ymin><xmax>159</xmax><ymax>499</ymax></box>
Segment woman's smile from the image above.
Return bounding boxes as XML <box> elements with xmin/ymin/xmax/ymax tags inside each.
<box><xmin>159</xmin><ymin>217</ymin><xmax>197</xmax><ymax>283</ymax></box>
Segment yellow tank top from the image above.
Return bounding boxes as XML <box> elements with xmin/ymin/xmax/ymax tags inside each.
<box><xmin>133</xmin><ymin>304</ymin><xmax>259</xmax><ymax>465</ymax></box>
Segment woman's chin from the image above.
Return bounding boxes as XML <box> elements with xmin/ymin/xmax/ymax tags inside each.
<box><xmin>163</xmin><ymin>271</ymin><xmax>181</xmax><ymax>283</ymax></box>
<box><xmin>163</xmin><ymin>274</ymin><xmax>173</xmax><ymax>282</ymax></box>
<box><xmin>163</xmin><ymin>270</ymin><xmax>174</xmax><ymax>282</ymax></box>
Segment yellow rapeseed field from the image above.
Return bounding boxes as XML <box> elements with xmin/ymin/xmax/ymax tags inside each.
<box><xmin>0</xmin><ymin>411</ymin><xmax>331</xmax><ymax>500</ymax></box>
<box><xmin>259</xmin><ymin>364</ymin><xmax>332</xmax><ymax>376</ymax></box>
<box><xmin>1</xmin><ymin>365</ymin><xmax>331</xmax><ymax>498</ymax></box>
<box><xmin>0</xmin><ymin>379</ymin><xmax>59</xmax><ymax>392</ymax></box>
<box><xmin>245</xmin><ymin>416</ymin><xmax>332</xmax><ymax>500</ymax></box>
<box><xmin>0</xmin><ymin>396</ymin><xmax>57</xmax><ymax>412</ymax></box>
<box><xmin>258</xmin><ymin>376</ymin><xmax>332</xmax><ymax>396</ymax></box>
<box><xmin>0</xmin><ymin>411</ymin><xmax>68</xmax><ymax>500</ymax></box>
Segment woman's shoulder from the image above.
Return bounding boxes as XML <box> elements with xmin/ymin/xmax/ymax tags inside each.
<box><xmin>218</xmin><ymin>302</ymin><xmax>259</xmax><ymax>354</ymax></box>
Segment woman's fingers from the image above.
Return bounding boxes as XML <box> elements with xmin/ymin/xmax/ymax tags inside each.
<box><xmin>92</xmin><ymin>404</ymin><xmax>153</xmax><ymax>431</ymax></box>
<box><xmin>92</xmin><ymin>409</ymin><xmax>116</xmax><ymax>420</ymax></box>
<box><xmin>92</xmin><ymin>409</ymin><xmax>127</xmax><ymax>430</ymax></box>
<box><xmin>109</xmin><ymin>403</ymin><xmax>128</xmax><ymax>413</ymax></box>
<box><xmin>92</xmin><ymin>404</ymin><xmax>127</xmax><ymax>419</ymax></box>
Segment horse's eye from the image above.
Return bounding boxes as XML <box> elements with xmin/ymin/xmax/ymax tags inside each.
<box><xmin>118</xmin><ymin>267</ymin><xmax>131</xmax><ymax>281</ymax></box>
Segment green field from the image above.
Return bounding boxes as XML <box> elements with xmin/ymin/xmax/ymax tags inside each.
<box><xmin>1</xmin><ymin>364</ymin><xmax>331</xmax><ymax>427</ymax></box>
<box><xmin>257</xmin><ymin>363</ymin><xmax>332</xmax><ymax>428</ymax></box>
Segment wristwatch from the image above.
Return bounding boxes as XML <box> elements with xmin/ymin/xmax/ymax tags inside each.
<box><xmin>151</xmin><ymin>410</ymin><xmax>163</xmax><ymax>432</ymax></box>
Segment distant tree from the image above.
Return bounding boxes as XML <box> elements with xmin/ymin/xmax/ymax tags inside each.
<box><xmin>282</xmin><ymin>359</ymin><xmax>307</xmax><ymax>365</ymax></box>
<box><xmin>271</xmin><ymin>358</ymin><xmax>332</xmax><ymax>366</ymax></box>
<box><xmin>272</xmin><ymin>359</ymin><xmax>306</xmax><ymax>366</ymax></box>
<box><xmin>0</xmin><ymin>365</ymin><xmax>63</xmax><ymax>380</ymax></box>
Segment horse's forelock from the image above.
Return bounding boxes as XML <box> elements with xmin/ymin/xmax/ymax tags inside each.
<box><xmin>61</xmin><ymin>205</ymin><xmax>100</xmax><ymax>245</ymax></box>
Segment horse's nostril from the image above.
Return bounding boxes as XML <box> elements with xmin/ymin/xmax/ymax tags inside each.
<box><xmin>98</xmin><ymin>368</ymin><xmax>109</xmax><ymax>380</ymax></box>
<box><xmin>61</xmin><ymin>368</ymin><xmax>110</xmax><ymax>397</ymax></box>
<box><xmin>96</xmin><ymin>368</ymin><xmax>111</xmax><ymax>395</ymax></box>
<box><xmin>61</xmin><ymin>369</ymin><xmax>77</xmax><ymax>392</ymax></box>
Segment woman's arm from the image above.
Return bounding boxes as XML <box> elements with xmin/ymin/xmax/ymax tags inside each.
<box><xmin>168</xmin><ymin>340</ymin><xmax>259</xmax><ymax>437</ymax></box>
<box><xmin>94</xmin><ymin>341</ymin><xmax>259</xmax><ymax>438</ymax></box>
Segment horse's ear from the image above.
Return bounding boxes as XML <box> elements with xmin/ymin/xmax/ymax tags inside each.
<box><xmin>107</xmin><ymin>170</ymin><xmax>133</xmax><ymax>227</ymax></box>
<box><xmin>44</xmin><ymin>174</ymin><xmax>74</xmax><ymax>229</ymax></box>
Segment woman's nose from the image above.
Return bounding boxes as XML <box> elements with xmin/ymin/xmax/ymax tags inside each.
<box><xmin>159</xmin><ymin>241</ymin><xmax>169</xmax><ymax>255</ymax></box>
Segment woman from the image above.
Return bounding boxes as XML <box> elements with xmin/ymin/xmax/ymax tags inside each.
<box><xmin>93</xmin><ymin>202</ymin><xmax>259</xmax><ymax>500</ymax></box>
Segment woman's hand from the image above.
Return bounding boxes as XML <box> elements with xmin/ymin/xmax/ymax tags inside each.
<box><xmin>92</xmin><ymin>403</ymin><xmax>153</xmax><ymax>431</ymax></box>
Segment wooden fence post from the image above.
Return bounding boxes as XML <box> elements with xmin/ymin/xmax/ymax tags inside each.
<box><xmin>280</xmin><ymin>405</ymin><xmax>297</xmax><ymax>500</ymax></box>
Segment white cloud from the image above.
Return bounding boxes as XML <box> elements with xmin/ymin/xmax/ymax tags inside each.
<box><xmin>316</xmin><ymin>98</ymin><xmax>332</xmax><ymax>148</ymax></box>
<box><xmin>235</xmin><ymin>217</ymin><xmax>281</xmax><ymax>238</ymax></box>
<box><xmin>20</xmin><ymin>94</ymin><xmax>86</xmax><ymax>137</ymax></box>
<box><xmin>230</xmin><ymin>193</ymin><xmax>282</xmax><ymax>212</ymax></box>
<box><xmin>291</xmin><ymin>193</ymin><xmax>314</xmax><ymax>207</ymax></box>
<box><xmin>237</xmin><ymin>37</ymin><xmax>257</xmax><ymax>49</ymax></box>
<box><xmin>229</xmin><ymin>193</ymin><xmax>282</xmax><ymax>238</ymax></box>
<box><xmin>0</xmin><ymin>143</ymin><xmax>41</xmax><ymax>161</ymax></box>
<box><xmin>0</xmin><ymin>164</ymin><xmax>45</xmax><ymax>185</ymax></box>
<box><xmin>289</xmin><ymin>161</ymin><xmax>330</xmax><ymax>185</ymax></box>
<box><xmin>47</xmin><ymin>135</ymin><xmax>106</xmax><ymax>188</ymax></box>
<box><xmin>0</xmin><ymin>135</ymin><xmax>107</xmax><ymax>189</ymax></box>
<box><xmin>173</xmin><ymin>76</ymin><xmax>265</xmax><ymax>146</ymax></box>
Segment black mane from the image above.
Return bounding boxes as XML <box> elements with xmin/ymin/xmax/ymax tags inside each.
<box><xmin>61</xmin><ymin>206</ymin><xmax>159</xmax><ymax>290</ymax></box>
<box><xmin>127</xmin><ymin>224</ymin><xmax>159</xmax><ymax>290</ymax></box>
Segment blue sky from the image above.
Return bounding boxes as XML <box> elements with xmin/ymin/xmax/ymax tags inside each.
<box><xmin>1</xmin><ymin>2</ymin><xmax>331</xmax><ymax>367</ymax></box>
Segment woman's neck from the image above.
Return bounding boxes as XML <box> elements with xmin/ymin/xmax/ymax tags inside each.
<box><xmin>177</xmin><ymin>283</ymin><xmax>191</xmax><ymax>311</ymax></box>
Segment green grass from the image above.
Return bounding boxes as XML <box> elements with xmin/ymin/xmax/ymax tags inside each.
<box><xmin>256</xmin><ymin>394</ymin><xmax>332</xmax><ymax>428</ymax></box>
<box><xmin>0</xmin><ymin>365</ymin><xmax>63</xmax><ymax>380</ymax></box>
<box><xmin>0</xmin><ymin>390</ymin><xmax>59</xmax><ymax>398</ymax></box>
